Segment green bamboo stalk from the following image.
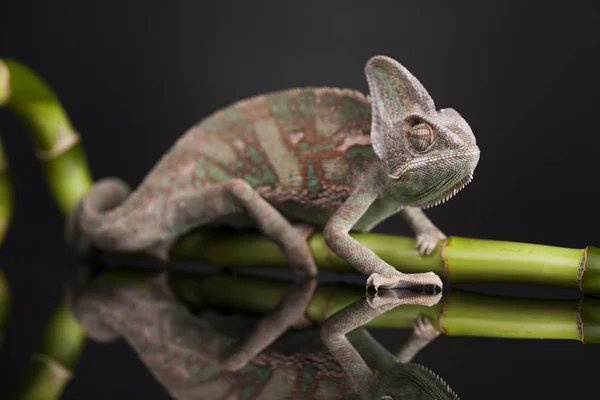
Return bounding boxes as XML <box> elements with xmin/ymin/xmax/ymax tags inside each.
<box><xmin>0</xmin><ymin>59</ymin><xmax>92</xmax><ymax>214</ymax></box>
<box><xmin>170</xmin><ymin>229</ymin><xmax>595</xmax><ymax>292</ymax></box>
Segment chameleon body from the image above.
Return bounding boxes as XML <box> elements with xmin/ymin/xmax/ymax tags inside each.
<box><xmin>68</xmin><ymin>269</ymin><xmax>458</xmax><ymax>400</ymax></box>
<box><xmin>67</xmin><ymin>55</ymin><xmax>480</xmax><ymax>289</ymax></box>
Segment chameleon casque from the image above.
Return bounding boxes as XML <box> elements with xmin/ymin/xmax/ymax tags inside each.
<box><xmin>67</xmin><ymin>55</ymin><xmax>480</xmax><ymax>290</ymax></box>
<box><xmin>67</xmin><ymin>266</ymin><xmax>458</xmax><ymax>399</ymax></box>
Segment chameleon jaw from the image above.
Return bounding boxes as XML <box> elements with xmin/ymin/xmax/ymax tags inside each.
<box><xmin>420</xmin><ymin>172</ymin><xmax>474</xmax><ymax>210</ymax></box>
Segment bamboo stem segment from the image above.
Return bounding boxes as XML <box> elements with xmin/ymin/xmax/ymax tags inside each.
<box><xmin>441</xmin><ymin>237</ymin><xmax>584</xmax><ymax>289</ymax></box>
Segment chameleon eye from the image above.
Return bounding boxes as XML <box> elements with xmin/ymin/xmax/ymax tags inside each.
<box><xmin>407</xmin><ymin>122</ymin><xmax>434</xmax><ymax>152</ymax></box>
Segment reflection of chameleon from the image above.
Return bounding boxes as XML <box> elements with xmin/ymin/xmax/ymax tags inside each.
<box><xmin>67</xmin><ymin>55</ymin><xmax>479</xmax><ymax>290</ymax></box>
<box><xmin>68</xmin><ymin>271</ymin><xmax>458</xmax><ymax>399</ymax></box>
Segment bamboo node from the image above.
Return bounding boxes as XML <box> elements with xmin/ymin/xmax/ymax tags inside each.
<box><xmin>36</xmin><ymin>127</ymin><xmax>80</xmax><ymax>160</ymax></box>
<box><xmin>31</xmin><ymin>353</ymin><xmax>73</xmax><ymax>384</ymax></box>
<box><xmin>0</xmin><ymin>60</ymin><xmax>10</xmax><ymax>106</ymax></box>
<box><xmin>577</xmin><ymin>298</ymin><xmax>584</xmax><ymax>343</ymax></box>
<box><xmin>578</xmin><ymin>247</ymin><xmax>588</xmax><ymax>292</ymax></box>
<box><xmin>439</xmin><ymin>237</ymin><xmax>451</xmax><ymax>279</ymax></box>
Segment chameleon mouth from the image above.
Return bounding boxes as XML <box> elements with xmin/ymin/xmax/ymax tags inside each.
<box><xmin>420</xmin><ymin>172</ymin><xmax>474</xmax><ymax>210</ymax></box>
<box><xmin>391</xmin><ymin>147</ymin><xmax>479</xmax><ymax>209</ymax></box>
<box><xmin>412</xmin><ymin>363</ymin><xmax>460</xmax><ymax>399</ymax></box>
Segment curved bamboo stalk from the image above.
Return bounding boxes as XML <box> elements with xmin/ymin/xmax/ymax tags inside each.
<box><xmin>0</xmin><ymin>59</ymin><xmax>90</xmax><ymax>400</ymax></box>
<box><xmin>0</xmin><ymin>59</ymin><xmax>92</xmax><ymax>214</ymax></box>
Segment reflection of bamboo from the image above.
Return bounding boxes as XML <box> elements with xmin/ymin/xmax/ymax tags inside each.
<box><xmin>101</xmin><ymin>267</ymin><xmax>599</xmax><ymax>343</ymax></box>
<box><xmin>11</xmin><ymin>265</ymin><xmax>587</xmax><ymax>345</ymax></box>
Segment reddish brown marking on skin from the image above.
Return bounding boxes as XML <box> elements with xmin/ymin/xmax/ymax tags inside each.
<box><xmin>338</xmin><ymin>134</ymin><xmax>372</xmax><ymax>152</ymax></box>
<box><xmin>578</xmin><ymin>247</ymin><xmax>588</xmax><ymax>292</ymax></box>
<box><xmin>238</xmin><ymin>102</ymin><xmax>281</xmax><ymax>184</ymax></box>
<box><xmin>224</xmin><ymin>89</ymin><xmax>374</xmax><ymax>196</ymax></box>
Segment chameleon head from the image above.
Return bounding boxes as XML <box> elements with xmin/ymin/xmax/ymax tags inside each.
<box><xmin>365</xmin><ymin>55</ymin><xmax>480</xmax><ymax>208</ymax></box>
<box><xmin>375</xmin><ymin>363</ymin><xmax>460</xmax><ymax>400</ymax></box>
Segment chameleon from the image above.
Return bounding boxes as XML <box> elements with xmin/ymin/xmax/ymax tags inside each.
<box><xmin>66</xmin><ymin>266</ymin><xmax>458</xmax><ymax>399</ymax></box>
<box><xmin>66</xmin><ymin>55</ymin><xmax>480</xmax><ymax>290</ymax></box>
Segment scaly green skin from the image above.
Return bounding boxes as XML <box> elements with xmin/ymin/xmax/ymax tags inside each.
<box><xmin>67</xmin><ymin>55</ymin><xmax>480</xmax><ymax>290</ymax></box>
<box><xmin>67</xmin><ymin>268</ymin><xmax>458</xmax><ymax>400</ymax></box>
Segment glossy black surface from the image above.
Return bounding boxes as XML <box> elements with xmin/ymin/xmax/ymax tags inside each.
<box><xmin>1</xmin><ymin>0</ymin><xmax>600</xmax><ymax>398</ymax></box>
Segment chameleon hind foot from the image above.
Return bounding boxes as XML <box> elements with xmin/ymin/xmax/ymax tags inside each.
<box><xmin>163</xmin><ymin>180</ymin><xmax>318</xmax><ymax>278</ymax></box>
<box><xmin>366</xmin><ymin>270</ymin><xmax>443</xmax><ymax>292</ymax></box>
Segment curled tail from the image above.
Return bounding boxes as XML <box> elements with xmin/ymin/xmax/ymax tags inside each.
<box><xmin>65</xmin><ymin>177</ymin><xmax>131</xmax><ymax>256</ymax></box>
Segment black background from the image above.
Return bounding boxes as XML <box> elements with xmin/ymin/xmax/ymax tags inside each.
<box><xmin>0</xmin><ymin>1</ymin><xmax>599</xmax><ymax>398</ymax></box>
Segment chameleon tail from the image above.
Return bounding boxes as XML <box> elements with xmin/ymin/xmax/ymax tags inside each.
<box><xmin>65</xmin><ymin>177</ymin><xmax>131</xmax><ymax>256</ymax></box>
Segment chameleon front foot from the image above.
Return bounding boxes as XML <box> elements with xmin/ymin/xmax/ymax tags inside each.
<box><xmin>366</xmin><ymin>270</ymin><xmax>443</xmax><ymax>292</ymax></box>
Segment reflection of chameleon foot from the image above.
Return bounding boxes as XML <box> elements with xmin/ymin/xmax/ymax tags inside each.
<box><xmin>413</xmin><ymin>316</ymin><xmax>440</xmax><ymax>340</ymax></box>
<box><xmin>366</xmin><ymin>288</ymin><xmax>442</xmax><ymax>309</ymax></box>
<box><xmin>395</xmin><ymin>316</ymin><xmax>442</xmax><ymax>363</ymax></box>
